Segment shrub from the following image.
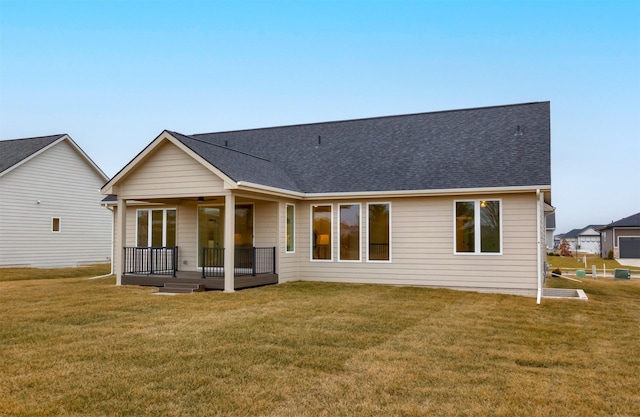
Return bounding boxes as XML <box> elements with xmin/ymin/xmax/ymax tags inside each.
<box><xmin>607</xmin><ymin>250</ymin><xmax>614</xmax><ymax>260</ymax></box>
<box><xmin>552</xmin><ymin>268</ymin><xmax>562</xmax><ymax>277</ymax></box>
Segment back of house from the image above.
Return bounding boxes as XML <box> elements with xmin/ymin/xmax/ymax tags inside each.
<box><xmin>102</xmin><ymin>101</ymin><xmax>552</xmax><ymax>297</ymax></box>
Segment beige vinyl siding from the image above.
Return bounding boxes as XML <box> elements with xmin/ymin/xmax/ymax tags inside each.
<box><xmin>0</xmin><ymin>140</ymin><xmax>111</xmax><ymax>267</ymax></box>
<box><xmin>280</xmin><ymin>193</ymin><xmax>538</xmax><ymax>296</ymax></box>
<box><xmin>254</xmin><ymin>201</ymin><xmax>277</xmax><ymax>247</ymax></box>
<box><xmin>119</xmin><ymin>141</ymin><xmax>226</xmax><ymax>199</ymax></box>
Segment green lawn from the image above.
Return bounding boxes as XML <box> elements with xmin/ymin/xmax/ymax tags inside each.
<box><xmin>1</xmin><ymin>273</ymin><xmax>639</xmax><ymax>416</ymax></box>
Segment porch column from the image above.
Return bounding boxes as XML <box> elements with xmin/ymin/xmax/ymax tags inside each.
<box><xmin>224</xmin><ymin>194</ymin><xmax>235</xmax><ymax>293</ymax></box>
<box><xmin>116</xmin><ymin>198</ymin><xmax>127</xmax><ymax>286</ymax></box>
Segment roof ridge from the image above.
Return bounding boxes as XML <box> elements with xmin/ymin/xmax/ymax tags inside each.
<box><xmin>190</xmin><ymin>101</ymin><xmax>549</xmax><ymax>137</ymax></box>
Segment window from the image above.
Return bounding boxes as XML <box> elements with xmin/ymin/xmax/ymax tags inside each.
<box><xmin>367</xmin><ymin>203</ymin><xmax>390</xmax><ymax>261</ymax></box>
<box><xmin>339</xmin><ymin>204</ymin><xmax>360</xmax><ymax>261</ymax></box>
<box><xmin>52</xmin><ymin>217</ymin><xmax>61</xmax><ymax>232</ymax></box>
<box><xmin>312</xmin><ymin>205</ymin><xmax>332</xmax><ymax>260</ymax></box>
<box><xmin>455</xmin><ymin>200</ymin><xmax>501</xmax><ymax>254</ymax></box>
<box><xmin>137</xmin><ymin>209</ymin><xmax>176</xmax><ymax>247</ymax></box>
<box><xmin>286</xmin><ymin>204</ymin><xmax>295</xmax><ymax>253</ymax></box>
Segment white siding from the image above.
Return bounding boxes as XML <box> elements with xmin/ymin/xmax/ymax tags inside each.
<box><xmin>277</xmin><ymin>193</ymin><xmax>539</xmax><ymax>296</ymax></box>
<box><xmin>118</xmin><ymin>141</ymin><xmax>226</xmax><ymax>199</ymax></box>
<box><xmin>0</xmin><ymin>140</ymin><xmax>111</xmax><ymax>267</ymax></box>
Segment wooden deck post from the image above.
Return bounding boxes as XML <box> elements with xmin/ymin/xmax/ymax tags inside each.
<box><xmin>224</xmin><ymin>194</ymin><xmax>235</xmax><ymax>293</ymax></box>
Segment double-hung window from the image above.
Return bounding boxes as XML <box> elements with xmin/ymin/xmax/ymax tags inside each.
<box><xmin>454</xmin><ymin>200</ymin><xmax>501</xmax><ymax>254</ymax></box>
<box><xmin>137</xmin><ymin>209</ymin><xmax>176</xmax><ymax>247</ymax></box>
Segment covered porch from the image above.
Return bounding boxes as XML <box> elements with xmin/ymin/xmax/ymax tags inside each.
<box><xmin>114</xmin><ymin>192</ymin><xmax>280</xmax><ymax>292</ymax></box>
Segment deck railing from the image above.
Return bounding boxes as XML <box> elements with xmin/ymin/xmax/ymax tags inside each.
<box><xmin>202</xmin><ymin>247</ymin><xmax>276</xmax><ymax>278</ymax></box>
<box><xmin>123</xmin><ymin>246</ymin><xmax>178</xmax><ymax>276</ymax></box>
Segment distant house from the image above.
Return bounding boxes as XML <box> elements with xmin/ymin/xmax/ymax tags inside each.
<box><xmin>599</xmin><ymin>212</ymin><xmax>640</xmax><ymax>259</ymax></box>
<box><xmin>545</xmin><ymin>212</ymin><xmax>556</xmax><ymax>251</ymax></box>
<box><xmin>101</xmin><ymin>102</ymin><xmax>553</xmax><ymax>298</ymax></box>
<box><xmin>556</xmin><ymin>225</ymin><xmax>603</xmax><ymax>254</ymax></box>
<box><xmin>0</xmin><ymin>134</ymin><xmax>112</xmax><ymax>267</ymax></box>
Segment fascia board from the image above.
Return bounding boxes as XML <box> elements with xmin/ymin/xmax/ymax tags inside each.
<box><xmin>0</xmin><ymin>135</ymin><xmax>65</xmax><ymax>178</ymax></box>
<box><xmin>236</xmin><ymin>181</ymin><xmax>551</xmax><ymax>200</ymax></box>
<box><xmin>62</xmin><ymin>136</ymin><xmax>110</xmax><ymax>182</ymax></box>
<box><xmin>101</xmin><ymin>131</ymin><xmax>238</xmax><ymax>195</ymax></box>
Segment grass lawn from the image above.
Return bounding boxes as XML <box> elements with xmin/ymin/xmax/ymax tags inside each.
<box><xmin>1</xmin><ymin>273</ymin><xmax>639</xmax><ymax>416</ymax></box>
<box><xmin>0</xmin><ymin>263</ymin><xmax>110</xmax><ymax>282</ymax></box>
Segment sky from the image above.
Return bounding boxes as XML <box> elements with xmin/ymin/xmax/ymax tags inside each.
<box><xmin>1</xmin><ymin>0</ymin><xmax>639</xmax><ymax>234</ymax></box>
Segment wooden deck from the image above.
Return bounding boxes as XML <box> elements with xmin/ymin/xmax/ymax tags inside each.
<box><xmin>122</xmin><ymin>271</ymin><xmax>278</xmax><ymax>290</ymax></box>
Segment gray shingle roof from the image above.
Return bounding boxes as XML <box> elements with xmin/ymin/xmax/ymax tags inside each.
<box><xmin>600</xmin><ymin>212</ymin><xmax>640</xmax><ymax>229</ymax></box>
<box><xmin>171</xmin><ymin>102</ymin><xmax>550</xmax><ymax>194</ymax></box>
<box><xmin>0</xmin><ymin>134</ymin><xmax>65</xmax><ymax>174</ymax></box>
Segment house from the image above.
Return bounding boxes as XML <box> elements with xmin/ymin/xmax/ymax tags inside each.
<box><xmin>556</xmin><ymin>225</ymin><xmax>603</xmax><ymax>254</ymax></box>
<box><xmin>599</xmin><ymin>212</ymin><xmax>640</xmax><ymax>259</ymax></box>
<box><xmin>0</xmin><ymin>134</ymin><xmax>112</xmax><ymax>267</ymax></box>
<box><xmin>101</xmin><ymin>101</ymin><xmax>552</xmax><ymax>299</ymax></box>
<box><xmin>545</xmin><ymin>212</ymin><xmax>556</xmax><ymax>251</ymax></box>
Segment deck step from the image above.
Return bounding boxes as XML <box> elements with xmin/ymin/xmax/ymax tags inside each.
<box><xmin>158</xmin><ymin>283</ymin><xmax>206</xmax><ymax>293</ymax></box>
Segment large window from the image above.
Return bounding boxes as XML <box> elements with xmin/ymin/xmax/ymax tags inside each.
<box><xmin>312</xmin><ymin>205</ymin><xmax>332</xmax><ymax>260</ymax></box>
<box><xmin>286</xmin><ymin>204</ymin><xmax>295</xmax><ymax>253</ymax></box>
<box><xmin>367</xmin><ymin>203</ymin><xmax>390</xmax><ymax>261</ymax></box>
<box><xmin>455</xmin><ymin>200</ymin><xmax>501</xmax><ymax>254</ymax></box>
<box><xmin>137</xmin><ymin>209</ymin><xmax>176</xmax><ymax>247</ymax></box>
<box><xmin>339</xmin><ymin>204</ymin><xmax>361</xmax><ymax>261</ymax></box>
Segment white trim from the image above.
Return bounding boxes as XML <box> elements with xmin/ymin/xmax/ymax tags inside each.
<box><xmin>1</xmin><ymin>135</ymin><xmax>109</xmax><ymax>181</ymax></box>
<box><xmin>366</xmin><ymin>202</ymin><xmax>392</xmax><ymax>263</ymax></box>
<box><xmin>310</xmin><ymin>204</ymin><xmax>333</xmax><ymax>262</ymax></box>
<box><xmin>338</xmin><ymin>203</ymin><xmax>362</xmax><ymax>262</ymax></box>
<box><xmin>536</xmin><ymin>189</ymin><xmax>543</xmax><ymax>305</ymax></box>
<box><xmin>135</xmin><ymin>207</ymin><xmax>177</xmax><ymax>247</ymax></box>
<box><xmin>101</xmin><ymin>131</ymin><xmax>236</xmax><ymax>195</ymax></box>
<box><xmin>236</xmin><ymin>180</ymin><xmax>551</xmax><ymax>201</ymax></box>
<box><xmin>285</xmin><ymin>203</ymin><xmax>295</xmax><ymax>254</ymax></box>
<box><xmin>453</xmin><ymin>199</ymin><xmax>503</xmax><ymax>256</ymax></box>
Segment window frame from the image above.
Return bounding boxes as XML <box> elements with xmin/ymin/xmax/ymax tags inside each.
<box><xmin>453</xmin><ymin>199</ymin><xmax>503</xmax><ymax>255</ymax></box>
<box><xmin>310</xmin><ymin>204</ymin><xmax>333</xmax><ymax>262</ymax></box>
<box><xmin>286</xmin><ymin>203</ymin><xmax>295</xmax><ymax>253</ymax></box>
<box><xmin>136</xmin><ymin>208</ymin><xmax>177</xmax><ymax>247</ymax></box>
<box><xmin>366</xmin><ymin>202</ymin><xmax>392</xmax><ymax>263</ymax></box>
<box><xmin>51</xmin><ymin>217</ymin><xmax>61</xmax><ymax>233</ymax></box>
<box><xmin>338</xmin><ymin>203</ymin><xmax>362</xmax><ymax>262</ymax></box>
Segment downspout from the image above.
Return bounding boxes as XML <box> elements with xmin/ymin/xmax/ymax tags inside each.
<box><xmin>102</xmin><ymin>203</ymin><xmax>115</xmax><ymax>276</ymax></box>
<box><xmin>536</xmin><ymin>189</ymin><xmax>543</xmax><ymax>304</ymax></box>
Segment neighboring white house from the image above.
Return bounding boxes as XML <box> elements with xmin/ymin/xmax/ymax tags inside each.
<box><xmin>101</xmin><ymin>102</ymin><xmax>553</xmax><ymax>299</ymax></box>
<box><xmin>0</xmin><ymin>134</ymin><xmax>112</xmax><ymax>267</ymax></box>
<box><xmin>556</xmin><ymin>225</ymin><xmax>603</xmax><ymax>254</ymax></box>
<box><xmin>545</xmin><ymin>212</ymin><xmax>556</xmax><ymax>251</ymax></box>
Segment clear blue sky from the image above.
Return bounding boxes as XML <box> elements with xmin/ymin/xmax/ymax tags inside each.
<box><xmin>1</xmin><ymin>0</ymin><xmax>639</xmax><ymax>234</ymax></box>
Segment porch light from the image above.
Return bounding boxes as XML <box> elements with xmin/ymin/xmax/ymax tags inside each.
<box><xmin>480</xmin><ymin>201</ymin><xmax>487</xmax><ymax>208</ymax></box>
